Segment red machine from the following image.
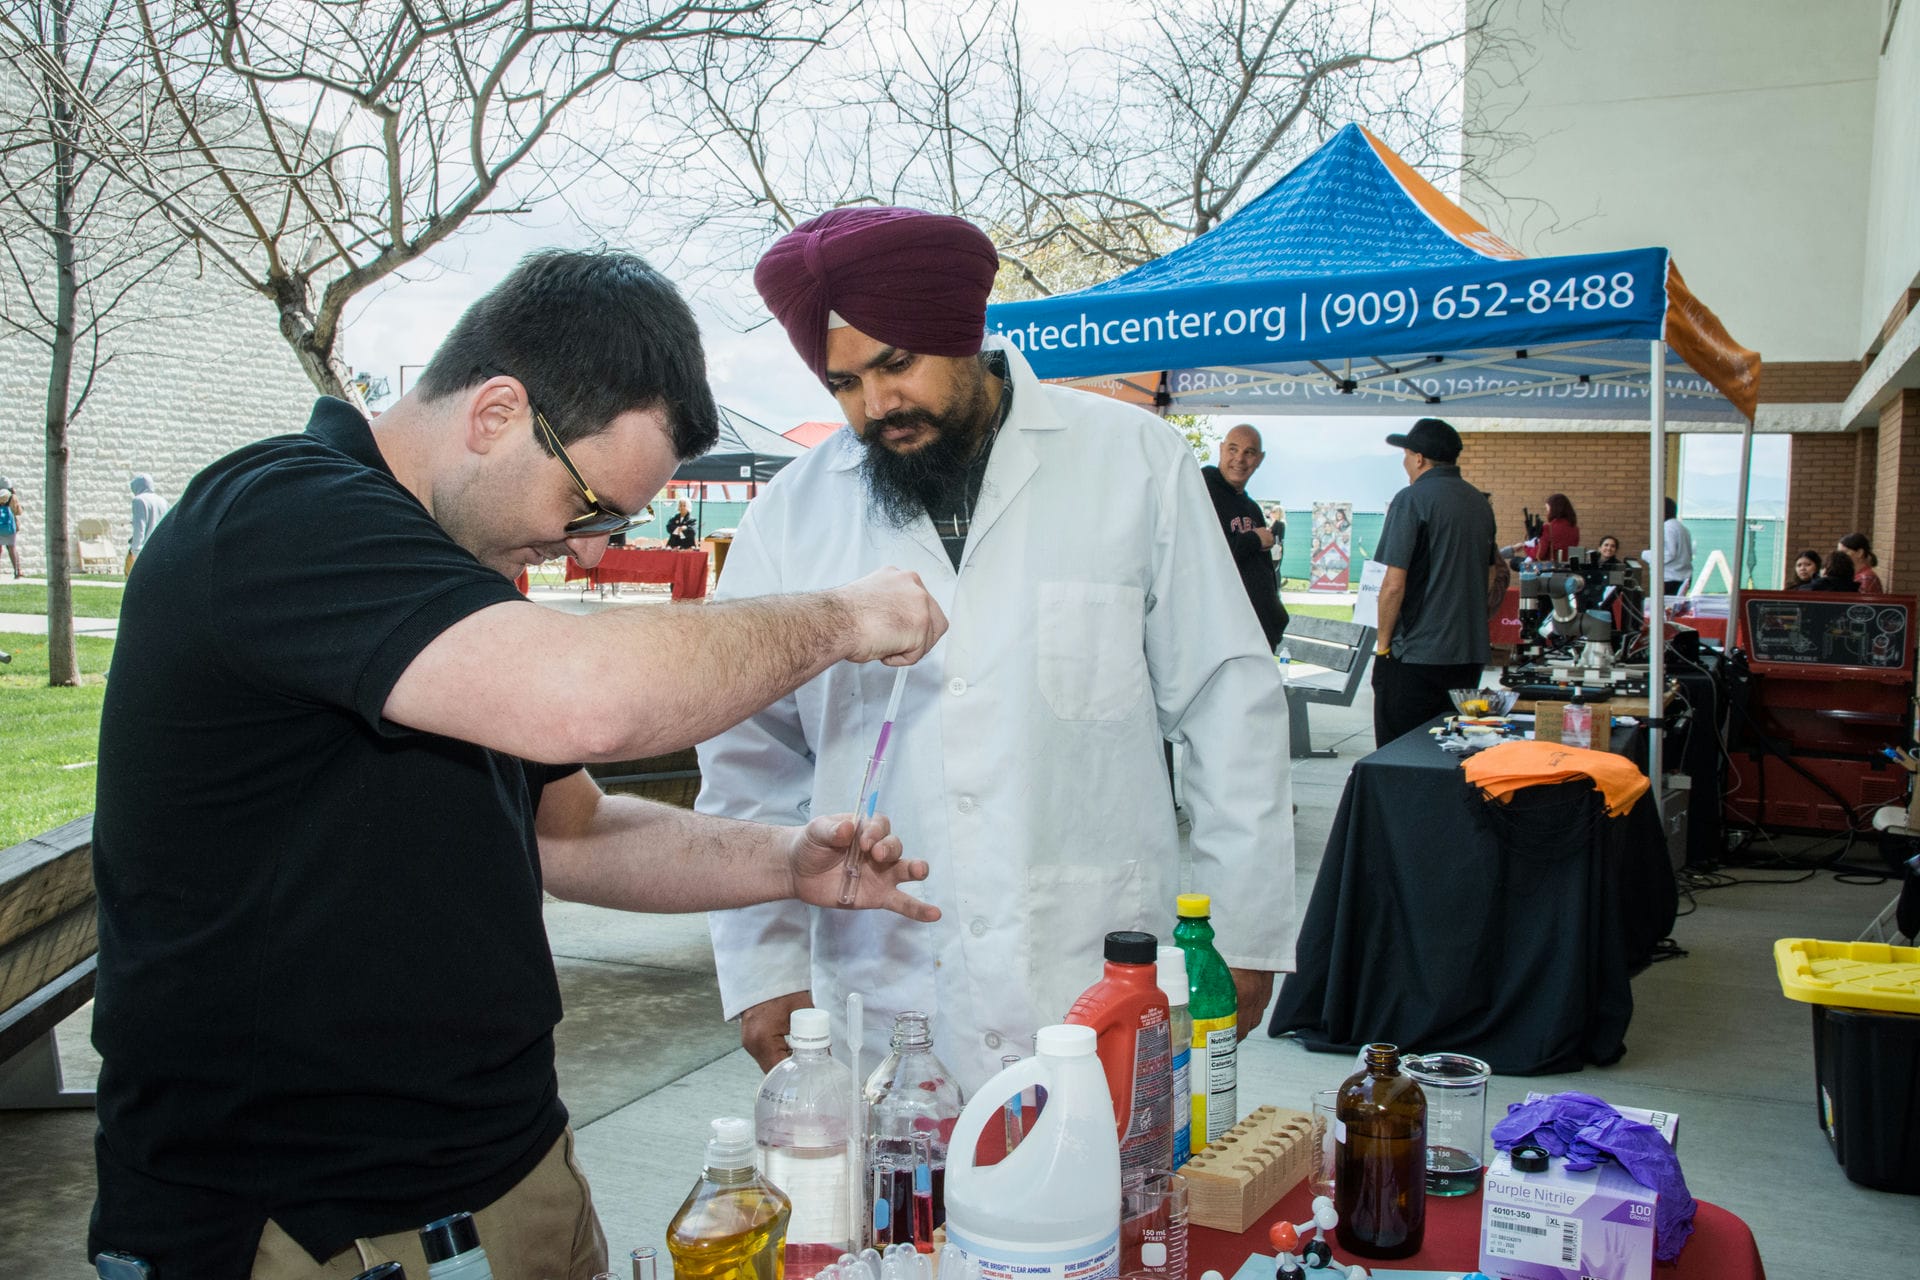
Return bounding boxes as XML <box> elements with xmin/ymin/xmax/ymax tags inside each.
<box><xmin>1726</xmin><ymin>591</ymin><xmax>1919</xmax><ymax>832</ymax></box>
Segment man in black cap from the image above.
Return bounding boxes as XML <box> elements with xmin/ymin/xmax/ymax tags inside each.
<box><xmin>1370</xmin><ymin>417</ymin><xmax>1499</xmax><ymax>745</ymax></box>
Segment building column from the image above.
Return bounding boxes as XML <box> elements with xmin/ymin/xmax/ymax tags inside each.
<box><xmin>1875</xmin><ymin>390</ymin><xmax>1920</xmax><ymax>590</ymax></box>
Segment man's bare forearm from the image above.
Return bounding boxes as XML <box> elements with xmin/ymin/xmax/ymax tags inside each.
<box><xmin>541</xmin><ymin>789</ymin><xmax>796</xmax><ymax>912</ymax></box>
<box><xmin>580</xmin><ymin>592</ymin><xmax>853</xmax><ymax>758</ymax></box>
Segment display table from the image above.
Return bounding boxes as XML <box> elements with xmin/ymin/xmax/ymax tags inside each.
<box><xmin>1190</xmin><ymin>1180</ymin><xmax>1764</xmax><ymax>1280</ymax></box>
<box><xmin>566</xmin><ymin>547</ymin><xmax>709</xmax><ymax>600</ymax></box>
<box><xmin>1268</xmin><ymin>721</ymin><xmax>1677</xmax><ymax>1074</ymax></box>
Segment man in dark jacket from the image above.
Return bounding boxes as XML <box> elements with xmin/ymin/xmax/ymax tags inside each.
<box><xmin>1204</xmin><ymin>423</ymin><xmax>1289</xmax><ymax>650</ymax></box>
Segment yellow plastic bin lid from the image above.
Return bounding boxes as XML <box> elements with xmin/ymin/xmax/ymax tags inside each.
<box><xmin>1773</xmin><ymin>938</ymin><xmax>1920</xmax><ymax>1014</ymax></box>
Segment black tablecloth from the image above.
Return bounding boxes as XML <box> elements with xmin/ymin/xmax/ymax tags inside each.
<box><xmin>1268</xmin><ymin>720</ymin><xmax>1677</xmax><ymax>1074</ymax></box>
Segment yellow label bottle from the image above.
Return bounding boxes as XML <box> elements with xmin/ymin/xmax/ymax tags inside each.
<box><xmin>1174</xmin><ymin>893</ymin><xmax>1239</xmax><ymax>1149</ymax></box>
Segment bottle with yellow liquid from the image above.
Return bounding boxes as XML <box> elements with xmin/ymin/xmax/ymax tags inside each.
<box><xmin>668</xmin><ymin>1117</ymin><xmax>792</xmax><ymax>1280</ymax></box>
<box><xmin>1173</xmin><ymin>893</ymin><xmax>1238</xmax><ymax>1150</ymax></box>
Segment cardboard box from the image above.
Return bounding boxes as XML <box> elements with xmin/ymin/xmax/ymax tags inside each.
<box><xmin>1479</xmin><ymin>1148</ymin><xmax>1657</xmax><ymax>1280</ymax></box>
<box><xmin>1480</xmin><ymin>1100</ymin><xmax>1678</xmax><ymax>1280</ymax></box>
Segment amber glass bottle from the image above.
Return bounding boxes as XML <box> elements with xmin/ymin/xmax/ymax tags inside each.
<box><xmin>1333</xmin><ymin>1042</ymin><xmax>1426</xmax><ymax>1259</ymax></box>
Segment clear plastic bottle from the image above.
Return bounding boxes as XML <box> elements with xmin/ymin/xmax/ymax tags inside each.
<box><xmin>755</xmin><ymin>1008</ymin><xmax>855</xmax><ymax>1278</ymax></box>
<box><xmin>668</xmin><ymin>1118</ymin><xmax>792</xmax><ymax>1280</ymax></box>
<box><xmin>862</xmin><ymin>1011</ymin><xmax>963</xmax><ymax>1251</ymax></box>
<box><xmin>1334</xmin><ymin>1042</ymin><xmax>1427</xmax><ymax>1259</ymax></box>
<box><xmin>1173</xmin><ymin>893</ymin><xmax>1238</xmax><ymax>1148</ymax></box>
<box><xmin>1156</xmin><ymin>945</ymin><xmax>1193</xmax><ymax>1170</ymax></box>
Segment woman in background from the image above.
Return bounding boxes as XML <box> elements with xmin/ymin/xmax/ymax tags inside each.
<box><xmin>1838</xmin><ymin>533</ymin><xmax>1883</xmax><ymax>593</ymax></box>
<box><xmin>1787</xmin><ymin>550</ymin><xmax>1821</xmax><ymax>590</ymax></box>
<box><xmin>1810</xmin><ymin>552</ymin><xmax>1859</xmax><ymax>592</ymax></box>
<box><xmin>1502</xmin><ymin>493</ymin><xmax>1580</xmax><ymax>562</ymax></box>
<box><xmin>666</xmin><ymin>498</ymin><xmax>699</xmax><ymax>549</ymax></box>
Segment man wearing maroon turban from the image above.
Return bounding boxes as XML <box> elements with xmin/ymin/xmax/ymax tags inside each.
<box><xmin>702</xmin><ymin>207</ymin><xmax>1297</xmax><ymax>1099</ymax></box>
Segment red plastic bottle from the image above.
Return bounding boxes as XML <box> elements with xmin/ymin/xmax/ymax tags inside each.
<box><xmin>1065</xmin><ymin>930</ymin><xmax>1173</xmax><ymax>1187</ymax></box>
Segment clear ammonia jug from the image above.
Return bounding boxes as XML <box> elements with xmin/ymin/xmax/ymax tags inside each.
<box><xmin>943</xmin><ymin>1024</ymin><xmax>1121</xmax><ymax>1280</ymax></box>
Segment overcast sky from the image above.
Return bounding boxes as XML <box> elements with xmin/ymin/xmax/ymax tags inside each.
<box><xmin>333</xmin><ymin>0</ymin><xmax>1784</xmax><ymax>521</ymax></box>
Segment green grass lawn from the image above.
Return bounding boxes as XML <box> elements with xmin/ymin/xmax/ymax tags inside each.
<box><xmin>0</xmin><ymin>582</ymin><xmax>125</xmax><ymax>618</ymax></box>
<box><xmin>0</xmin><ymin>631</ymin><xmax>113</xmax><ymax>848</ymax></box>
<box><xmin>1289</xmin><ymin>602</ymin><xmax>1354</xmax><ymax>621</ymax></box>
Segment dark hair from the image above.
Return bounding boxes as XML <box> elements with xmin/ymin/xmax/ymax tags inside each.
<box><xmin>1824</xmin><ymin>552</ymin><xmax>1856</xmax><ymax>583</ymax></box>
<box><xmin>1663</xmin><ymin>496</ymin><xmax>1678</xmax><ymax>520</ymax></box>
<box><xmin>1840</xmin><ymin>532</ymin><xmax>1877</xmax><ymax>567</ymax></box>
<box><xmin>416</xmin><ymin>249</ymin><xmax>719</xmax><ymax>459</ymax></box>
<box><xmin>1545</xmin><ymin>493</ymin><xmax>1576</xmax><ymax>524</ymax></box>
<box><xmin>1791</xmin><ymin>549</ymin><xmax>1820</xmax><ymax>586</ymax></box>
<box><xmin>1597</xmin><ymin>533</ymin><xmax>1619</xmax><ymax>552</ymax></box>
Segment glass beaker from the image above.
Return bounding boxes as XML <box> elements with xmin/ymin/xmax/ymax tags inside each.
<box><xmin>1400</xmin><ymin>1053</ymin><xmax>1490</xmax><ymax>1196</ymax></box>
<box><xmin>1120</xmin><ymin>1172</ymin><xmax>1188</xmax><ymax>1280</ymax></box>
<box><xmin>1308</xmin><ymin>1087</ymin><xmax>1340</xmax><ymax>1200</ymax></box>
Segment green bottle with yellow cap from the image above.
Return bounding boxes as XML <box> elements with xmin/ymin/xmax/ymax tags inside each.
<box><xmin>1173</xmin><ymin>893</ymin><xmax>1238</xmax><ymax>1149</ymax></box>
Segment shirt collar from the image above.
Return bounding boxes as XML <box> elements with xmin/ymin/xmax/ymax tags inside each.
<box><xmin>304</xmin><ymin>397</ymin><xmax>393</xmax><ymax>477</ymax></box>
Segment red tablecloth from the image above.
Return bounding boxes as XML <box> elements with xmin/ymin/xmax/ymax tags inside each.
<box><xmin>566</xmin><ymin>547</ymin><xmax>709</xmax><ymax>600</ymax></box>
<box><xmin>1189</xmin><ymin>1180</ymin><xmax>1763</xmax><ymax>1280</ymax></box>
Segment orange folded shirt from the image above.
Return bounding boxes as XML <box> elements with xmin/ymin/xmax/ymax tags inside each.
<box><xmin>1461</xmin><ymin>739</ymin><xmax>1650</xmax><ymax>818</ymax></box>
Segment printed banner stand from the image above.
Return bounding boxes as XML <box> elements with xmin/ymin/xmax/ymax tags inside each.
<box><xmin>1353</xmin><ymin>559</ymin><xmax>1387</xmax><ymax>628</ymax></box>
<box><xmin>1309</xmin><ymin>502</ymin><xmax>1354</xmax><ymax>593</ymax></box>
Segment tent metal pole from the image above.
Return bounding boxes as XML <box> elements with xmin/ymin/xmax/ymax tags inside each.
<box><xmin>1727</xmin><ymin>414</ymin><xmax>1755</xmax><ymax>647</ymax></box>
<box><xmin>1648</xmin><ymin>341</ymin><xmax>1666</xmax><ymax>819</ymax></box>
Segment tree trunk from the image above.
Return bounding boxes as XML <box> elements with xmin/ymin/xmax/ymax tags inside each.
<box><xmin>269</xmin><ymin>272</ymin><xmax>364</xmax><ymax>411</ymax></box>
<box><xmin>42</xmin><ymin>0</ymin><xmax>78</xmax><ymax>688</ymax></box>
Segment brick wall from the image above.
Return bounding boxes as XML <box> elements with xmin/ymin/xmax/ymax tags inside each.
<box><xmin>1875</xmin><ymin>390</ymin><xmax>1920</xmax><ymax>589</ymax></box>
<box><xmin>1786</xmin><ymin>432</ymin><xmax>1877</xmax><ymax>563</ymax></box>
<box><xmin>1457</xmin><ymin>431</ymin><xmax>1672</xmax><ymax>555</ymax></box>
<box><xmin>1755</xmin><ymin>361</ymin><xmax>1864</xmax><ymax>404</ymax></box>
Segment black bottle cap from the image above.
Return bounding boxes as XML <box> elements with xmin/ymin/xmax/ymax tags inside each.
<box><xmin>1511</xmin><ymin>1144</ymin><xmax>1551</xmax><ymax>1173</ymax></box>
<box><xmin>419</xmin><ymin>1212</ymin><xmax>481</xmax><ymax>1264</ymax></box>
<box><xmin>1105</xmin><ymin>931</ymin><xmax>1158</xmax><ymax>964</ymax></box>
<box><xmin>350</xmin><ymin>1266</ymin><xmax>407</xmax><ymax>1280</ymax></box>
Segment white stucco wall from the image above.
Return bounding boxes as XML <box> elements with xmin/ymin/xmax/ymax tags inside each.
<box><xmin>0</xmin><ymin>68</ymin><xmax>323</xmax><ymax>577</ymax></box>
<box><xmin>1860</xmin><ymin>0</ymin><xmax>1920</xmax><ymax>351</ymax></box>
<box><xmin>0</xmin><ymin>279</ymin><xmax>322</xmax><ymax>578</ymax></box>
<box><xmin>1464</xmin><ymin>0</ymin><xmax>1883</xmax><ymax>363</ymax></box>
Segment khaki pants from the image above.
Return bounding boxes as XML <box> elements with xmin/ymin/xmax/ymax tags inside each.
<box><xmin>252</xmin><ymin>1128</ymin><xmax>608</xmax><ymax>1280</ymax></box>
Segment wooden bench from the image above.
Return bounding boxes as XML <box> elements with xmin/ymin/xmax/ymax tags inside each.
<box><xmin>1282</xmin><ymin>615</ymin><xmax>1377</xmax><ymax>759</ymax></box>
<box><xmin>0</xmin><ymin>815</ymin><xmax>97</xmax><ymax>1108</ymax></box>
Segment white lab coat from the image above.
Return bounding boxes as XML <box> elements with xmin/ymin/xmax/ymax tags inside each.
<box><xmin>698</xmin><ymin>338</ymin><xmax>1295</xmax><ymax>1092</ymax></box>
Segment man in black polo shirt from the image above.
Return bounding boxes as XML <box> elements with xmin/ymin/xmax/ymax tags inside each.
<box><xmin>1370</xmin><ymin>417</ymin><xmax>1498</xmax><ymax>746</ymax></box>
<box><xmin>89</xmin><ymin>250</ymin><xmax>947</xmax><ymax>1280</ymax></box>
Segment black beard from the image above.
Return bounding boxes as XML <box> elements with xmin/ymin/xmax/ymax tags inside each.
<box><xmin>857</xmin><ymin>405</ymin><xmax>991</xmax><ymax>530</ymax></box>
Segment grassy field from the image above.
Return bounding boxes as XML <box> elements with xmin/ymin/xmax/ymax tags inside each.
<box><xmin>0</xmin><ymin>582</ymin><xmax>125</xmax><ymax>618</ymax></box>
<box><xmin>0</xmin><ymin>632</ymin><xmax>113</xmax><ymax>848</ymax></box>
<box><xmin>1288</xmin><ymin>602</ymin><xmax>1354</xmax><ymax>621</ymax></box>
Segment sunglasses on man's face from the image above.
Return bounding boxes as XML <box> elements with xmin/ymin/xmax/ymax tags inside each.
<box><xmin>530</xmin><ymin>406</ymin><xmax>649</xmax><ymax>538</ymax></box>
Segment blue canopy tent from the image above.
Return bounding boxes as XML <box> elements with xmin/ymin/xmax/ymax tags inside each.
<box><xmin>986</xmin><ymin>124</ymin><xmax>1763</xmax><ymax>796</ymax></box>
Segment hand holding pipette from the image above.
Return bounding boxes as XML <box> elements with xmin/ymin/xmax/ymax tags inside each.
<box><xmin>840</xmin><ymin>666</ymin><xmax>911</xmax><ymax>906</ymax></box>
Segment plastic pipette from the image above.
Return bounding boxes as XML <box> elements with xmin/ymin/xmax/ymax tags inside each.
<box><xmin>837</xmin><ymin>667</ymin><xmax>910</xmax><ymax>906</ymax></box>
<box><xmin>848</xmin><ymin>992</ymin><xmax>865</xmax><ymax>1250</ymax></box>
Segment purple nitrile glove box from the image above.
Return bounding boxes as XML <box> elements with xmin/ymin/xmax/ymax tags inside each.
<box><xmin>1479</xmin><ymin>1147</ymin><xmax>1657</xmax><ymax>1280</ymax></box>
